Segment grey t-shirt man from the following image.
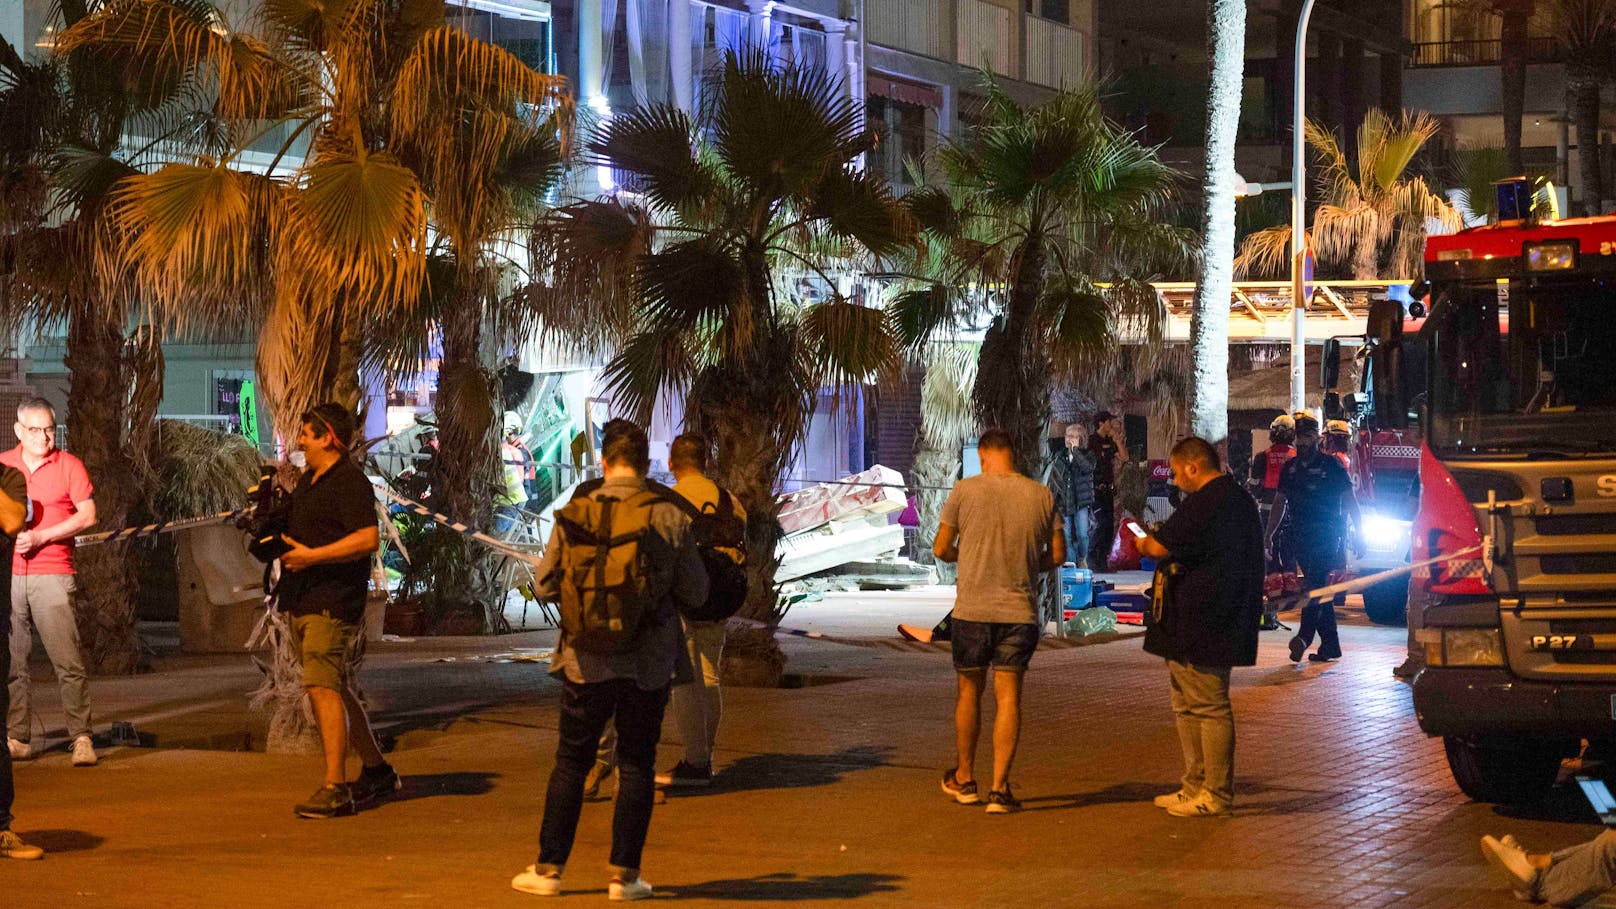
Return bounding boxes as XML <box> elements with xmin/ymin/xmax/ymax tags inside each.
<box><xmin>940</xmin><ymin>473</ymin><xmax>1060</xmax><ymax>625</ymax></box>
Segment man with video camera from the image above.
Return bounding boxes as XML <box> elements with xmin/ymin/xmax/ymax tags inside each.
<box><xmin>275</xmin><ymin>403</ymin><xmax>395</xmax><ymax>819</ymax></box>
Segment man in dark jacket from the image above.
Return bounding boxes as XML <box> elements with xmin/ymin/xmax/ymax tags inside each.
<box><xmin>1137</xmin><ymin>437</ymin><xmax>1264</xmax><ymax>818</ymax></box>
<box><xmin>1050</xmin><ymin>424</ymin><xmax>1096</xmax><ymax>569</ymax></box>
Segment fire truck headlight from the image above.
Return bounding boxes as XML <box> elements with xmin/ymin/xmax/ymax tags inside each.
<box><xmin>1361</xmin><ymin>512</ymin><xmax>1412</xmax><ymax>555</ymax></box>
<box><xmin>1432</xmin><ymin>628</ymin><xmax>1506</xmax><ymax>667</ymax></box>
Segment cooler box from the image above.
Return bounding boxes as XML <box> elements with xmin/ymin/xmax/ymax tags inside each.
<box><xmin>1059</xmin><ymin>566</ymin><xmax>1093</xmax><ymax>614</ymax></box>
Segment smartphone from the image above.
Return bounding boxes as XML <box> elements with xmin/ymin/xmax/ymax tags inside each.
<box><xmin>1125</xmin><ymin>520</ymin><xmax>1147</xmax><ymax>540</ymax></box>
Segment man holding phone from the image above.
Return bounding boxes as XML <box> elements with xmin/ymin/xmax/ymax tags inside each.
<box><xmin>1135</xmin><ymin>437</ymin><xmax>1264</xmax><ymax>818</ymax></box>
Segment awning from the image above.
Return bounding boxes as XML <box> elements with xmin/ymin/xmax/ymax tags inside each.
<box><xmin>868</xmin><ymin>73</ymin><xmax>944</xmax><ymax>110</ymax></box>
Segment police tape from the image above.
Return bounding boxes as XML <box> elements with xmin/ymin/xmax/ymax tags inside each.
<box><xmin>74</xmin><ymin>510</ymin><xmax>246</xmax><ymax>547</ymax></box>
<box><xmin>1292</xmin><ymin>543</ymin><xmax>1485</xmax><ymax>604</ymax></box>
<box><xmin>376</xmin><ymin>487</ymin><xmax>545</xmax><ymax>567</ymax></box>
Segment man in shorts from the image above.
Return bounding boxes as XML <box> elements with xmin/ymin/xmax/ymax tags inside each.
<box><xmin>933</xmin><ymin>428</ymin><xmax>1063</xmax><ymax>814</ymax></box>
<box><xmin>278</xmin><ymin>404</ymin><xmax>396</xmax><ymax>819</ymax></box>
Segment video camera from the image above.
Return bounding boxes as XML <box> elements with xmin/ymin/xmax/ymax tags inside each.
<box><xmin>236</xmin><ymin>464</ymin><xmax>293</xmax><ymax>563</ymax></box>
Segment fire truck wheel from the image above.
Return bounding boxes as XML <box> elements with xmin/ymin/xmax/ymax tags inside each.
<box><xmin>1443</xmin><ymin>735</ymin><xmax>1570</xmax><ymax>805</ymax></box>
<box><xmin>1362</xmin><ymin>576</ymin><xmax>1409</xmax><ymax>626</ymax></box>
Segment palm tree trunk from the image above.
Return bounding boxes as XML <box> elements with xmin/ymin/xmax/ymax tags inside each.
<box><xmin>1498</xmin><ymin>2</ymin><xmax>1532</xmax><ymax>174</ymax></box>
<box><xmin>1568</xmin><ymin>68</ymin><xmax>1604</xmax><ymax>216</ymax></box>
<box><xmin>63</xmin><ymin>301</ymin><xmax>144</xmax><ymax>674</ymax></box>
<box><xmin>974</xmin><ymin>238</ymin><xmax>1050</xmax><ymax>473</ymax></box>
<box><xmin>1352</xmin><ymin>238</ymin><xmax>1379</xmax><ymax>281</ymax></box>
<box><xmin>1187</xmin><ymin>0</ymin><xmax>1246</xmax><ymax>447</ymax></box>
<box><xmin>432</xmin><ymin>291</ymin><xmax>501</xmax><ymax>625</ymax></box>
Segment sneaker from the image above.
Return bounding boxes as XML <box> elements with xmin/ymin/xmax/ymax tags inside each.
<box><xmin>70</xmin><ymin>736</ymin><xmax>97</xmax><ymax>767</ymax></box>
<box><xmin>1165</xmin><ymin>790</ymin><xmax>1230</xmax><ymax>817</ymax></box>
<box><xmin>1308</xmin><ymin>652</ymin><xmax>1340</xmax><ymax>663</ymax></box>
<box><xmin>609</xmin><ymin>877</ymin><xmax>653</xmax><ymax>901</ymax></box>
<box><xmin>0</xmin><ymin>830</ymin><xmax>44</xmax><ymax>860</ymax></box>
<box><xmin>1258</xmin><ymin>616</ymin><xmax>1281</xmax><ymax>632</ymax></box>
<box><xmin>655</xmin><ymin>760</ymin><xmax>712</xmax><ymax>788</ymax></box>
<box><xmin>941</xmin><ymin>768</ymin><xmax>980</xmax><ymax>805</ymax></box>
<box><xmin>7</xmin><ymin>738</ymin><xmax>32</xmax><ymax>761</ymax></box>
<box><xmin>583</xmin><ymin>761</ymin><xmax>615</xmax><ymax>801</ymax></box>
<box><xmin>294</xmin><ymin>783</ymin><xmax>356</xmax><ymax>819</ymax></box>
<box><xmin>1152</xmin><ymin>788</ymin><xmax>1197</xmax><ymax>809</ymax></box>
<box><xmin>511</xmin><ymin>865</ymin><xmax>562</xmax><ymax>896</ymax></box>
<box><xmin>1288</xmin><ymin>636</ymin><xmax>1307</xmax><ymax>663</ymax></box>
<box><xmin>1393</xmin><ymin>658</ymin><xmax>1422</xmax><ymax>680</ymax></box>
<box><xmin>1481</xmin><ymin>835</ymin><xmax>1543</xmax><ymax>902</ymax></box>
<box><xmin>352</xmin><ymin>762</ymin><xmax>401</xmax><ymax>803</ymax></box>
<box><xmin>985</xmin><ymin>786</ymin><xmax>1021</xmax><ymax>814</ymax></box>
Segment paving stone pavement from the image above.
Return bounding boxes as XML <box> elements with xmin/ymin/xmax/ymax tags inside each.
<box><xmin>5</xmin><ymin>600</ymin><xmax>1615</xmax><ymax>908</ymax></box>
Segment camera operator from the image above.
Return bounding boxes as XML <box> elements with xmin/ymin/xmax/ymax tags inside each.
<box><xmin>277</xmin><ymin>403</ymin><xmax>395</xmax><ymax>819</ymax></box>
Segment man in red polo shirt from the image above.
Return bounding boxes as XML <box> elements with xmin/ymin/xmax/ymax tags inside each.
<box><xmin>3</xmin><ymin>398</ymin><xmax>98</xmax><ymax>767</ymax></box>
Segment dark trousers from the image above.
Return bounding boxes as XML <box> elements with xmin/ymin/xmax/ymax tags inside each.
<box><xmin>1</xmin><ymin>624</ymin><xmax>12</xmax><ymax>831</ymax></box>
<box><xmin>538</xmin><ymin>677</ymin><xmax>670</xmax><ymax>874</ymax></box>
<box><xmin>1295</xmin><ymin>562</ymin><xmax>1343</xmax><ymax>658</ymax></box>
<box><xmin>1089</xmin><ymin>491</ymin><xmax>1115</xmax><ymax>569</ymax></box>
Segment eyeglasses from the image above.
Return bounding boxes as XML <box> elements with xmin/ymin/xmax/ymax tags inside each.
<box><xmin>18</xmin><ymin>425</ymin><xmax>54</xmax><ymax>437</ymax></box>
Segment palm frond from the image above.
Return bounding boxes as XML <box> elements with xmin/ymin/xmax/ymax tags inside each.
<box><xmin>888</xmin><ymin>283</ymin><xmax>957</xmax><ymax>350</ymax></box>
<box><xmin>589</xmin><ymin>103</ymin><xmax>709</xmax><ymax>211</ymax></box>
<box><xmin>600</xmin><ymin>327</ymin><xmax>700</xmax><ymax>424</ymax></box>
<box><xmin>800</xmin><ymin>300</ymin><xmax>900</xmax><ymax>389</ymax></box>
<box><xmin>805</xmin><ymin>166</ymin><xmax>914</xmax><ymax>260</ymax></box>
<box><xmin>291</xmin><ymin>147</ymin><xmax>428</xmax><ymax>314</ymax></box>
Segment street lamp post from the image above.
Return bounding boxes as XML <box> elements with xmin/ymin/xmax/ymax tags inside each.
<box><xmin>1291</xmin><ymin>0</ymin><xmax>1318</xmax><ymax>414</ymax></box>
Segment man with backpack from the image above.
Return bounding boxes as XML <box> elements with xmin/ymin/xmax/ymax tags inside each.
<box><xmin>512</xmin><ymin>420</ymin><xmax>707</xmax><ymax>902</ymax></box>
<box><xmin>655</xmin><ymin>433</ymin><xmax>747</xmax><ymax>789</ymax></box>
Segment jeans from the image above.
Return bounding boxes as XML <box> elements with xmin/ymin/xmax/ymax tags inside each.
<box><xmin>1061</xmin><ymin>511</ymin><xmax>1092</xmax><ymax>570</ymax></box>
<box><xmin>8</xmin><ymin>574</ymin><xmax>92</xmax><ymax>741</ymax></box>
<box><xmin>1166</xmin><ymin>659</ymin><xmax>1235</xmax><ymax>806</ymax></box>
<box><xmin>538</xmin><ymin>678</ymin><xmax>670</xmax><ymax>875</ymax></box>
<box><xmin>669</xmin><ymin>620</ymin><xmax>724</xmax><ymax>768</ymax></box>
<box><xmin>1089</xmin><ymin>493</ymin><xmax>1114</xmax><ymax>569</ymax></box>
<box><xmin>0</xmin><ymin>624</ymin><xmax>12</xmax><ymax>831</ymax></box>
<box><xmin>1541</xmin><ymin>829</ymin><xmax>1616</xmax><ymax>906</ymax></box>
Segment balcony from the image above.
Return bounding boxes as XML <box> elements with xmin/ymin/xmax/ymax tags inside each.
<box><xmin>1024</xmin><ymin>15</ymin><xmax>1085</xmax><ymax>88</ymax></box>
<box><xmin>1407</xmin><ymin>36</ymin><xmax>1561</xmax><ymax>67</ymax></box>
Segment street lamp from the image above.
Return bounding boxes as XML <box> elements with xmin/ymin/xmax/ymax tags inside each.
<box><xmin>1291</xmin><ymin>0</ymin><xmax>1318</xmax><ymax>415</ymax></box>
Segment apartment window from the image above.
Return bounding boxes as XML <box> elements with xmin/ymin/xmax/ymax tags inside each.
<box><xmin>1027</xmin><ymin>0</ymin><xmax>1069</xmax><ymax>25</ymax></box>
<box><xmin>446</xmin><ymin>0</ymin><xmax>553</xmax><ymax>73</ymax></box>
<box><xmin>867</xmin><ymin>95</ymin><xmax>928</xmax><ymax>189</ymax></box>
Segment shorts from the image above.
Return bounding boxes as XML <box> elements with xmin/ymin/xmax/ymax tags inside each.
<box><xmin>951</xmin><ymin>619</ymin><xmax>1039</xmax><ymax>671</ymax></box>
<box><xmin>291</xmin><ymin>612</ymin><xmax>364</xmax><ymax>692</ymax></box>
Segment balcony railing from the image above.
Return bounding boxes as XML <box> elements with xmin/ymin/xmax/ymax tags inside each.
<box><xmin>1407</xmin><ymin>36</ymin><xmax>1561</xmax><ymax>67</ymax></box>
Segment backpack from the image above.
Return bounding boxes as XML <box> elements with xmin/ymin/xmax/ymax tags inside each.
<box><xmin>669</xmin><ymin>488</ymin><xmax>750</xmax><ymax>622</ymax></box>
<box><xmin>553</xmin><ymin>488</ymin><xmax>668</xmax><ymax>654</ymax></box>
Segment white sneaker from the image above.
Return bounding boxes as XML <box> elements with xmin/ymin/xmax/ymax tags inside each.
<box><xmin>1481</xmin><ymin>835</ymin><xmax>1542</xmax><ymax>901</ymax></box>
<box><xmin>609</xmin><ymin>877</ymin><xmax>653</xmax><ymax>901</ymax></box>
<box><xmin>510</xmin><ymin>865</ymin><xmax>562</xmax><ymax>896</ymax></box>
<box><xmin>1164</xmin><ymin>790</ymin><xmax>1230</xmax><ymax>817</ymax></box>
<box><xmin>71</xmin><ymin>735</ymin><xmax>97</xmax><ymax>767</ymax></box>
<box><xmin>6</xmin><ymin>738</ymin><xmax>31</xmax><ymax>761</ymax></box>
<box><xmin>1152</xmin><ymin>788</ymin><xmax>1196</xmax><ymax>809</ymax></box>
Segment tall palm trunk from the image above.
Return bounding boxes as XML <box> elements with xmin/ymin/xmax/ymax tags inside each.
<box><xmin>1499</xmin><ymin>1</ymin><xmax>1532</xmax><ymax>174</ymax></box>
<box><xmin>63</xmin><ymin>301</ymin><xmax>143</xmax><ymax>674</ymax></box>
<box><xmin>1568</xmin><ymin>67</ymin><xmax>1605</xmax><ymax>216</ymax></box>
<box><xmin>431</xmin><ymin>289</ymin><xmax>501</xmax><ymax>626</ymax></box>
<box><xmin>974</xmin><ymin>237</ymin><xmax>1050</xmax><ymax>472</ymax></box>
<box><xmin>1352</xmin><ymin>237</ymin><xmax>1379</xmax><ymax>280</ymax></box>
<box><xmin>1188</xmin><ymin>0</ymin><xmax>1246</xmax><ymax>447</ymax></box>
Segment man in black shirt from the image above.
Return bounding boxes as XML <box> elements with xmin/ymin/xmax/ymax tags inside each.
<box><xmin>1086</xmin><ymin>411</ymin><xmax>1122</xmax><ymax>569</ymax></box>
<box><xmin>1137</xmin><ymin>437</ymin><xmax>1263</xmax><ymax>818</ymax></box>
<box><xmin>278</xmin><ymin>404</ymin><xmax>395</xmax><ymax>819</ymax></box>
<box><xmin>1266</xmin><ymin>415</ymin><xmax>1364</xmax><ymax>664</ymax></box>
<box><xmin>0</xmin><ymin>466</ymin><xmax>38</xmax><ymax>858</ymax></box>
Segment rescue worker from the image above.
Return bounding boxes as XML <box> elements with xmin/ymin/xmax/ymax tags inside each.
<box><xmin>1324</xmin><ymin>420</ymin><xmax>1355</xmax><ymax>484</ymax></box>
<box><xmin>1266</xmin><ymin>415</ymin><xmax>1365</xmax><ymax>663</ymax></box>
<box><xmin>1248</xmin><ymin>415</ymin><xmax>1296</xmax><ymax>631</ymax></box>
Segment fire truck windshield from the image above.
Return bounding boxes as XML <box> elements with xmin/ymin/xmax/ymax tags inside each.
<box><xmin>1426</xmin><ymin>276</ymin><xmax>1616</xmax><ymax>455</ymax></box>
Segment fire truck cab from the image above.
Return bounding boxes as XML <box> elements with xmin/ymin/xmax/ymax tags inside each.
<box><xmin>1383</xmin><ymin>205</ymin><xmax>1616</xmax><ymax>804</ymax></box>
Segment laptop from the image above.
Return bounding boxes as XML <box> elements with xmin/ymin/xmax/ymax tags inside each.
<box><xmin>1577</xmin><ymin>776</ymin><xmax>1616</xmax><ymax>824</ymax></box>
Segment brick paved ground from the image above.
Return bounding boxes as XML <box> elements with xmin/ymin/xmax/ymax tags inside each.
<box><xmin>5</xmin><ymin>599</ymin><xmax>1612</xmax><ymax>908</ymax></box>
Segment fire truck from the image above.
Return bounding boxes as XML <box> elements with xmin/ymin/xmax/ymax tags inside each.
<box><xmin>1377</xmin><ymin>190</ymin><xmax>1616</xmax><ymax>804</ymax></box>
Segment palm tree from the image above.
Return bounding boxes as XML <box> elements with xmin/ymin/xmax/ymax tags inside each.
<box><xmin>531</xmin><ymin>49</ymin><xmax>913</xmax><ymax>626</ymax></box>
<box><xmin>1187</xmin><ymin>0</ymin><xmax>1246</xmax><ymax>445</ymax></box>
<box><xmin>57</xmin><ymin>0</ymin><xmax>570</xmax><ymax>623</ymax></box>
<box><xmin>897</xmin><ymin>79</ymin><xmax>1191</xmax><ymax>472</ymax></box>
<box><xmin>911</xmin><ymin>344</ymin><xmax>976</xmax><ymax>584</ymax></box>
<box><xmin>1546</xmin><ymin>0</ymin><xmax>1616</xmax><ymax>214</ymax></box>
<box><xmin>0</xmin><ymin>12</ymin><xmax>220</xmax><ymax>672</ymax></box>
<box><xmin>1497</xmin><ymin>0</ymin><xmax>1538</xmax><ymax>174</ymax></box>
<box><xmin>1235</xmin><ymin>110</ymin><xmax>1462</xmax><ymax>281</ymax></box>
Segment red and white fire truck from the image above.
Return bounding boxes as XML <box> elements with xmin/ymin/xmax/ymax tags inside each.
<box><xmin>1376</xmin><ymin>196</ymin><xmax>1616</xmax><ymax>804</ymax></box>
